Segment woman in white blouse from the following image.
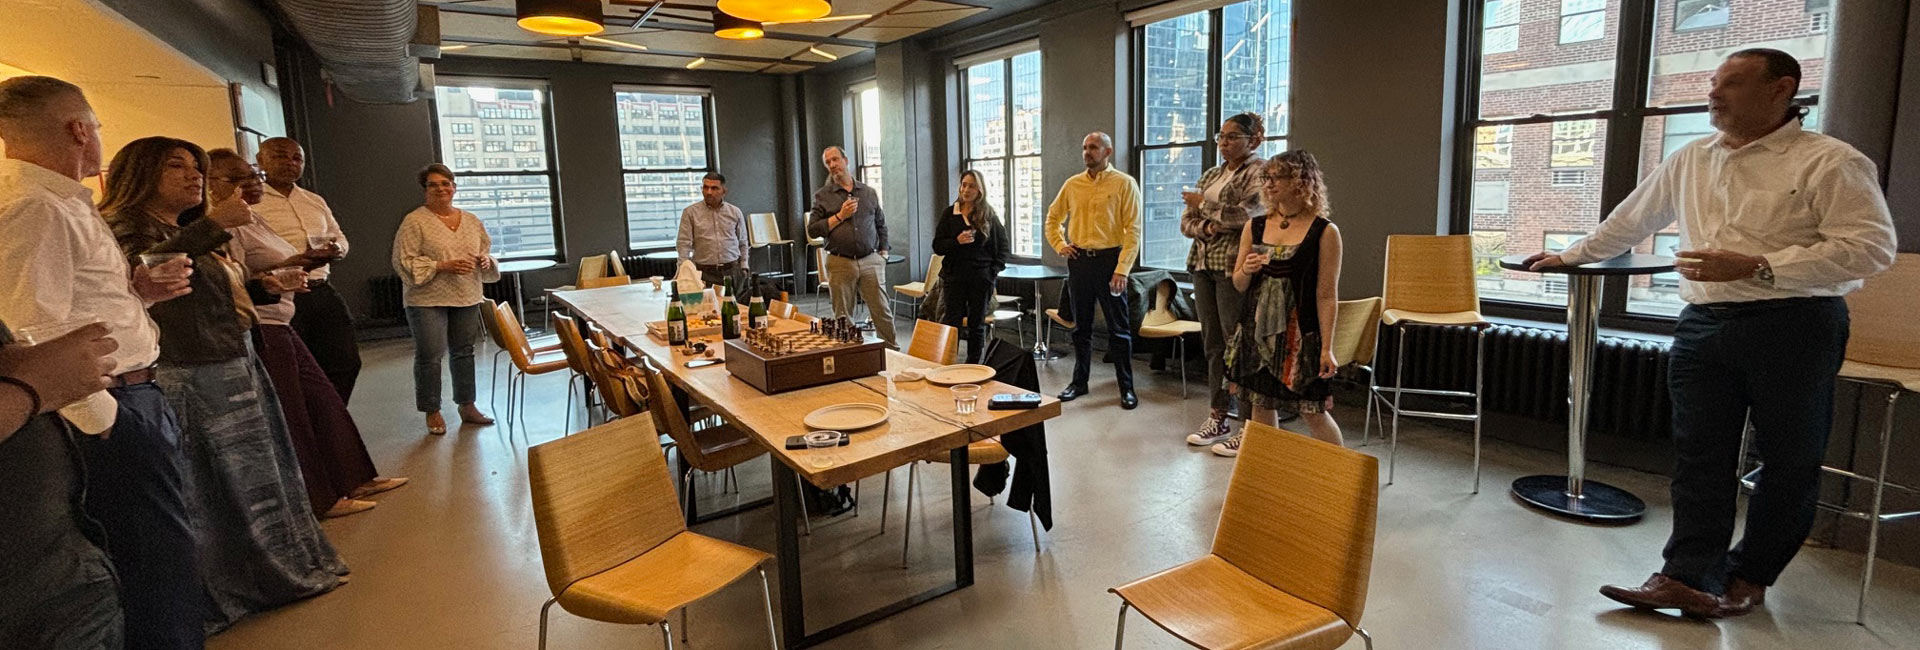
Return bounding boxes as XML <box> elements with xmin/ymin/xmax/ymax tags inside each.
<box><xmin>391</xmin><ymin>164</ymin><xmax>499</xmax><ymax>435</ymax></box>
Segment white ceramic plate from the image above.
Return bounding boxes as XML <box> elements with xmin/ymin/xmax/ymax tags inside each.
<box><xmin>926</xmin><ymin>364</ymin><xmax>996</xmax><ymax>386</ymax></box>
<box><xmin>894</xmin><ymin>369</ymin><xmax>925</xmax><ymax>382</ymax></box>
<box><xmin>803</xmin><ymin>403</ymin><xmax>889</xmax><ymax>431</ymax></box>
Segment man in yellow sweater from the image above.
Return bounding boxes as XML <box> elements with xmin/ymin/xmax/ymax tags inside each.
<box><xmin>1045</xmin><ymin>132</ymin><xmax>1143</xmax><ymax>409</ymax></box>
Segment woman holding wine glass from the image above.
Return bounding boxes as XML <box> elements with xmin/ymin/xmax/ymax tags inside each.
<box><xmin>931</xmin><ymin>169</ymin><xmax>1009</xmax><ymax>363</ymax></box>
<box><xmin>391</xmin><ymin>163</ymin><xmax>499</xmax><ymax>435</ymax></box>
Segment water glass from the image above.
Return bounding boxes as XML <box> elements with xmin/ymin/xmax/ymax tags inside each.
<box><xmin>271</xmin><ymin>267</ymin><xmax>307</xmax><ymax>288</ymax></box>
<box><xmin>950</xmin><ymin>384</ymin><xmax>981</xmax><ymax>415</ymax></box>
<box><xmin>138</xmin><ymin>251</ymin><xmax>188</xmax><ymax>268</ymax></box>
<box><xmin>10</xmin><ymin>318</ymin><xmax>117</xmax><ymax>434</ymax></box>
<box><xmin>306</xmin><ymin>235</ymin><xmax>335</xmax><ymax>251</ymax></box>
<box><xmin>12</xmin><ymin>317</ymin><xmax>95</xmax><ymax>345</ymax></box>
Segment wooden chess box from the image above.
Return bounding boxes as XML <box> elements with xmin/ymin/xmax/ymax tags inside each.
<box><xmin>723</xmin><ymin>332</ymin><xmax>886</xmax><ymax>394</ymax></box>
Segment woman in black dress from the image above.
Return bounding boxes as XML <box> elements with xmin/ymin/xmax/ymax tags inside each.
<box><xmin>931</xmin><ymin>169</ymin><xmax>1010</xmax><ymax>363</ymax></box>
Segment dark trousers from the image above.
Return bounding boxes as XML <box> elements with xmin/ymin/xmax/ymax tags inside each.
<box><xmin>1067</xmin><ymin>248</ymin><xmax>1133</xmax><ymax>391</ymax></box>
<box><xmin>1662</xmin><ymin>297</ymin><xmax>1848</xmax><ymax>593</ymax></box>
<box><xmin>80</xmin><ymin>382</ymin><xmax>204</xmax><ymax>650</ymax></box>
<box><xmin>1190</xmin><ymin>269</ymin><xmax>1244</xmax><ymax>413</ymax></box>
<box><xmin>0</xmin><ymin>415</ymin><xmax>122</xmax><ymax>650</ymax></box>
<box><xmin>291</xmin><ymin>282</ymin><xmax>363</xmax><ymax>404</ymax></box>
<box><xmin>697</xmin><ymin>262</ymin><xmax>749</xmax><ymax>293</ymax></box>
<box><xmin>941</xmin><ymin>273</ymin><xmax>995</xmax><ymax>364</ymax></box>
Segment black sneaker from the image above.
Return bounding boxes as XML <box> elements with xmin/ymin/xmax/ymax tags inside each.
<box><xmin>1186</xmin><ymin>417</ymin><xmax>1233</xmax><ymax>446</ymax></box>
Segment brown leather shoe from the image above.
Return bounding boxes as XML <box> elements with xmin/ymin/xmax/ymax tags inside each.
<box><xmin>1599</xmin><ymin>573</ymin><xmax>1722</xmax><ymax>619</ymax></box>
<box><xmin>1716</xmin><ymin>578</ymin><xmax>1767</xmax><ymax>617</ymax></box>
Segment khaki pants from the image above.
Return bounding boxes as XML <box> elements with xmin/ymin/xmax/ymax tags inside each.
<box><xmin>825</xmin><ymin>252</ymin><xmax>896</xmax><ymax>345</ymax></box>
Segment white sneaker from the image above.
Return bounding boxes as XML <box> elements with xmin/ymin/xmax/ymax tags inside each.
<box><xmin>1210</xmin><ymin>434</ymin><xmax>1243</xmax><ymax>458</ymax></box>
<box><xmin>1186</xmin><ymin>417</ymin><xmax>1233</xmax><ymax>446</ymax></box>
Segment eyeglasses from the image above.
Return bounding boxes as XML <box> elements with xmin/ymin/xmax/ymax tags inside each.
<box><xmin>1215</xmin><ymin>132</ymin><xmax>1254</xmax><ymax>142</ymax></box>
<box><xmin>217</xmin><ymin>171</ymin><xmax>266</xmax><ymax>184</ymax></box>
<box><xmin>1262</xmin><ymin>173</ymin><xmax>1296</xmax><ymax>183</ymax></box>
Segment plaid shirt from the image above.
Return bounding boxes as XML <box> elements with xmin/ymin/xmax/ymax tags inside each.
<box><xmin>1181</xmin><ymin>156</ymin><xmax>1266</xmax><ymax>272</ymax></box>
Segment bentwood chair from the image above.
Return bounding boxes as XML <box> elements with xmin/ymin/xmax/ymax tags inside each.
<box><xmin>494</xmin><ymin>303</ymin><xmax>572</xmax><ymax>437</ymax></box>
<box><xmin>549</xmin><ymin>312</ymin><xmax>598</xmax><ymax>433</ymax></box>
<box><xmin>527</xmin><ymin>415</ymin><xmax>777</xmax><ymax>650</ymax></box>
<box><xmin>1136</xmin><ymin>279</ymin><xmax>1203</xmax><ymax>398</ymax></box>
<box><xmin>893</xmin><ymin>255</ymin><xmax>943</xmax><ymax>317</ymax></box>
<box><xmin>1328</xmin><ymin>297</ymin><xmax>1391</xmax><ymax>446</ymax></box>
<box><xmin>483</xmin><ymin>299</ymin><xmax>562</xmax><ymax>417</ymax></box>
<box><xmin>907</xmin><ymin>319</ymin><xmax>960</xmax><ymax>365</ymax></box>
<box><xmin>766</xmin><ymin>299</ymin><xmax>802</xmax><ymax>322</ymax></box>
<box><xmin>1737</xmin><ymin>252</ymin><xmax>1920</xmax><ymax>626</ymax></box>
<box><xmin>1111</xmin><ymin>422</ymin><xmax>1378</xmax><ymax>650</ymax></box>
<box><xmin>635</xmin><ymin>358</ymin><xmax>801</xmax><ymax>528</ymax></box>
<box><xmin>1379</xmin><ymin>235</ymin><xmax>1488</xmax><ymax>491</ymax></box>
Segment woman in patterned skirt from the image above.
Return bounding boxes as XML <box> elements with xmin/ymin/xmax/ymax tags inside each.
<box><xmin>1218</xmin><ymin>150</ymin><xmax>1345</xmax><ymax>456</ymax></box>
<box><xmin>392</xmin><ymin>164</ymin><xmax>499</xmax><ymax>435</ymax></box>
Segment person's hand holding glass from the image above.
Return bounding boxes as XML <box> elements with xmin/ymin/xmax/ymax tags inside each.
<box><xmin>132</xmin><ymin>252</ymin><xmax>192</xmax><ymax>303</ymax></box>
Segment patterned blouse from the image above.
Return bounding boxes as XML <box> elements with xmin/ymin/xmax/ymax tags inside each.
<box><xmin>390</xmin><ymin>206</ymin><xmax>501</xmax><ymax>308</ymax></box>
<box><xmin>1180</xmin><ymin>155</ymin><xmax>1266</xmax><ymax>272</ymax></box>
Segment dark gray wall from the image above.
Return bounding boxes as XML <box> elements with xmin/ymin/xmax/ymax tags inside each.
<box><xmin>287</xmin><ymin>54</ymin><xmax>789</xmax><ymax>320</ymax></box>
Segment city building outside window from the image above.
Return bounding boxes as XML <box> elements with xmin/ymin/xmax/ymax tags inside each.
<box><xmin>1560</xmin><ymin>0</ymin><xmax>1607</xmax><ymax>43</ymax></box>
<box><xmin>957</xmin><ymin>45</ymin><xmax>1043</xmax><ymax>258</ymax></box>
<box><xmin>432</xmin><ymin>79</ymin><xmax>560</xmax><ymax>259</ymax></box>
<box><xmin>616</xmin><ymin>86</ymin><xmax>716</xmax><ymax>250</ymax></box>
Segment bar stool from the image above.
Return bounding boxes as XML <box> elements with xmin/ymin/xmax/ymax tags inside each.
<box><xmin>1736</xmin><ymin>252</ymin><xmax>1920</xmax><ymax>626</ymax></box>
<box><xmin>892</xmin><ymin>255</ymin><xmax>942</xmax><ymax>317</ymax></box>
<box><xmin>747</xmin><ymin>212</ymin><xmax>794</xmax><ymax>292</ymax></box>
<box><xmin>1136</xmin><ymin>279</ymin><xmax>1201</xmax><ymax>398</ymax></box>
<box><xmin>1378</xmin><ymin>234</ymin><xmax>1488</xmax><ymax>491</ymax></box>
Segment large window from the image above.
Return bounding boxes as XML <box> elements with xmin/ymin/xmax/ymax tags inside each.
<box><xmin>850</xmin><ymin>82</ymin><xmax>884</xmax><ymax>204</ymax></box>
<box><xmin>958</xmin><ymin>47</ymin><xmax>1044</xmax><ymax>258</ymax></box>
<box><xmin>616</xmin><ymin>87</ymin><xmax>716</xmax><ymax>249</ymax></box>
<box><xmin>1132</xmin><ymin>0</ymin><xmax>1292</xmax><ymax>270</ymax></box>
<box><xmin>433</xmin><ymin>80</ymin><xmax>559</xmax><ymax>259</ymax></box>
<box><xmin>1457</xmin><ymin>0</ymin><xmax>1830</xmax><ymax>321</ymax></box>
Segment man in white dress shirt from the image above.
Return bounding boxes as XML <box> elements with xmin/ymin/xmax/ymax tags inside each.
<box><xmin>0</xmin><ymin>75</ymin><xmax>206</xmax><ymax>649</ymax></box>
<box><xmin>255</xmin><ymin>136</ymin><xmax>363</xmax><ymax>403</ymax></box>
<box><xmin>1527</xmin><ymin>49</ymin><xmax>1897</xmax><ymax>619</ymax></box>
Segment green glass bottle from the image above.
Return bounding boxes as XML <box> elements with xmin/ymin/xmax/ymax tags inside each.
<box><xmin>666</xmin><ymin>280</ymin><xmax>687</xmax><ymax>346</ymax></box>
<box><xmin>720</xmin><ymin>278</ymin><xmax>741</xmax><ymax>339</ymax></box>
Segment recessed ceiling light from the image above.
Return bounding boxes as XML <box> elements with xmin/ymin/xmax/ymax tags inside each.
<box><xmin>515</xmin><ymin>0</ymin><xmax>604</xmax><ymax>36</ymax></box>
<box><xmin>686</xmin><ymin>57</ymin><xmax>708</xmax><ymax>69</ymax></box>
<box><xmin>717</xmin><ymin>0</ymin><xmax>830</xmax><ymax>23</ymax></box>
<box><xmin>581</xmin><ymin>35</ymin><xmax>648</xmax><ymax>51</ymax></box>
<box><xmin>807</xmin><ymin>46</ymin><xmax>838</xmax><ymax>61</ymax></box>
<box><xmin>713</xmin><ymin>10</ymin><xmax>765</xmax><ymax>40</ymax></box>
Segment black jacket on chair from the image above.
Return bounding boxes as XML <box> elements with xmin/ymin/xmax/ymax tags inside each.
<box><xmin>970</xmin><ymin>338</ymin><xmax>1053</xmax><ymax>529</ymax></box>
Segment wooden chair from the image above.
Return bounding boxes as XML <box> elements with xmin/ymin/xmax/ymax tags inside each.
<box><xmin>1042</xmin><ymin>308</ymin><xmax>1074</xmax><ymax>357</ymax></box>
<box><xmin>1736</xmin><ymin>252</ymin><xmax>1920</xmax><ymax>626</ymax></box>
<box><xmin>549</xmin><ymin>312</ymin><xmax>599</xmax><ymax>433</ymax></box>
<box><xmin>892</xmin><ymin>254</ymin><xmax>943</xmax><ymax>317</ymax></box>
<box><xmin>1111</xmin><ymin>422</ymin><xmax>1378</xmax><ymax>650</ymax></box>
<box><xmin>527</xmin><ymin>415</ymin><xmax>776</xmax><ymax>650</ymax></box>
<box><xmin>1379</xmin><ymin>234</ymin><xmax>1488</xmax><ymax>490</ymax></box>
<box><xmin>766</xmin><ymin>299</ymin><xmax>800</xmax><ymax>322</ymax></box>
<box><xmin>580</xmin><ymin>275</ymin><xmax>633</xmax><ymax>290</ymax></box>
<box><xmin>542</xmin><ymin>253</ymin><xmax>613</xmax><ymax>330</ymax></box>
<box><xmin>1136</xmin><ymin>279</ymin><xmax>1203</xmax><ymax>398</ymax></box>
<box><xmin>483</xmin><ymin>299</ymin><xmax>562</xmax><ymax>416</ymax></box>
<box><xmin>1327</xmin><ymin>297</ymin><xmax>1391</xmax><ymax>446</ymax></box>
<box><xmin>495</xmin><ymin>302</ymin><xmax>573</xmax><ymax>437</ymax></box>
<box><xmin>607</xmin><ymin>250</ymin><xmax>627</xmax><ymax>278</ymax></box>
<box><xmin>636</xmin><ymin>359</ymin><xmax>791</xmax><ymax>527</ymax></box>
<box><xmin>908</xmin><ymin>319</ymin><xmax>960</xmax><ymax>365</ymax></box>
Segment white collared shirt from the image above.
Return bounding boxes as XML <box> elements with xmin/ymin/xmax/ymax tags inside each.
<box><xmin>0</xmin><ymin>159</ymin><xmax>162</xmax><ymax>374</ymax></box>
<box><xmin>676</xmin><ymin>200</ymin><xmax>750</xmax><ymax>266</ymax></box>
<box><xmin>1562</xmin><ymin>119</ymin><xmax>1897</xmax><ymax>304</ymax></box>
<box><xmin>255</xmin><ymin>183</ymin><xmax>350</xmax><ymax>280</ymax></box>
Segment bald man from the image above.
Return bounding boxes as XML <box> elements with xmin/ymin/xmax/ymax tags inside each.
<box><xmin>0</xmin><ymin>75</ymin><xmax>204</xmax><ymax>649</ymax></box>
<box><xmin>1045</xmin><ymin>132</ymin><xmax>1143</xmax><ymax>409</ymax></box>
<box><xmin>255</xmin><ymin>137</ymin><xmax>362</xmax><ymax>402</ymax></box>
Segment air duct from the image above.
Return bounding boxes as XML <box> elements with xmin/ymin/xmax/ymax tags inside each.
<box><xmin>270</xmin><ymin>0</ymin><xmax>420</xmax><ymax>103</ymax></box>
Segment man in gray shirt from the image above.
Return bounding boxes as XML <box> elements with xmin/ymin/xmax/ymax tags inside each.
<box><xmin>676</xmin><ymin>171</ymin><xmax>750</xmax><ymax>290</ymax></box>
<box><xmin>806</xmin><ymin>145</ymin><xmax>895</xmax><ymax>345</ymax></box>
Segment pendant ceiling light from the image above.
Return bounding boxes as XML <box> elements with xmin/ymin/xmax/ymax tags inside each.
<box><xmin>716</xmin><ymin>0</ymin><xmax>831</xmax><ymax>24</ymax></box>
<box><xmin>712</xmin><ymin>10</ymin><xmax>765</xmax><ymax>40</ymax></box>
<box><xmin>516</xmin><ymin>0</ymin><xmax>604</xmax><ymax>36</ymax></box>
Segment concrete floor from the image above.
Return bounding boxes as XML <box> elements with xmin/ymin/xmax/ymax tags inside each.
<box><xmin>208</xmin><ymin>313</ymin><xmax>1920</xmax><ymax>650</ymax></box>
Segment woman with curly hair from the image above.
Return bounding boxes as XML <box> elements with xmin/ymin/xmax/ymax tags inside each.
<box><xmin>1218</xmin><ymin>150</ymin><xmax>1345</xmax><ymax>456</ymax></box>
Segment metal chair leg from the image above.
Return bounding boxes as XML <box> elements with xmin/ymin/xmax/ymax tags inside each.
<box><xmin>1112</xmin><ymin>601</ymin><xmax>1130</xmax><ymax>650</ymax></box>
<box><xmin>538</xmin><ymin>597</ymin><xmax>557</xmax><ymax>650</ymax></box>
<box><xmin>1178</xmin><ymin>336</ymin><xmax>1188</xmax><ymax>398</ymax></box>
<box><xmin>564</xmin><ymin>374</ymin><xmax>576</xmax><ymax>434</ymax></box>
<box><xmin>758</xmin><ymin>569</ymin><xmax>779</xmax><ymax>650</ymax></box>
<box><xmin>1390</xmin><ymin>325</ymin><xmax>1406</xmax><ymax>486</ymax></box>
<box><xmin>1860</xmin><ymin>390</ymin><xmax>1900</xmax><ymax>626</ymax></box>
<box><xmin>1356</xmin><ymin>626</ymin><xmax>1375</xmax><ymax>650</ymax></box>
<box><xmin>795</xmin><ymin>475</ymin><xmax>812</xmax><ymax>536</ymax></box>
<box><xmin>1028</xmin><ymin>509</ymin><xmax>1041</xmax><ymax>553</ymax></box>
<box><xmin>880</xmin><ymin>468</ymin><xmax>891</xmax><ymax>533</ymax></box>
<box><xmin>659</xmin><ymin>620</ymin><xmax>675</xmax><ymax>650</ymax></box>
<box><xmin>902</xmin><ymin>462</ymin><xmax>917</xmax><ymax>568</ymax></box>
<box><xmin>1473</xmin><ymin>327</ymin><xmax>1485</xmax><ymax>494</ymax></box>
<box><xmin>680</xmin><ymin>607</ymin><xmax>688</xmax><ymax>642</ymax></box>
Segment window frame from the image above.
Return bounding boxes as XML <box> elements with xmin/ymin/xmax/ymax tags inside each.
<box><xmin>1129</xmin><ymin>2</ymin><xmax>1292</xmax><ymax>271</ymax></box>
<box><xmin>955</xmin><ymin>45</ymin><xmax>1044</xmax><ymax>260</ymax></box>
<box><xmin>614</xmin><ymin>84</ymin><xmax>719</xmax><ymax>252</ymax></box>
<box><xmin>1559</xmin><ymin>0</ymin><xmax>1608</xmax><ymax>43</ymax></box>
<box><xmin>848</xmin><ymin>80</ymin><xmax>884</xmax><ymax>204</ymax></box>
<box><xmin>1450</xmin><ymin>0</ymin><xmax>1824</xmax><ymax>333</ymax></box>
<box><xmin>429</xmin><ymin>76</ymin><xmax>564</xmax><ymax>262</ymax></box>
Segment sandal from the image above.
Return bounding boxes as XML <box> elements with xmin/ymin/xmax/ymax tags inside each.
<box><xmin>426</xmin><ymin>412</ymin><xmax>447</xmax><ymax>435</ymax></box>
<box><xmin>349</xmin><ymin>477</ymin><xmax>410</xmax><ymax>499</ymax></box>
<box><xmin>322</xmin><ymin>498</ymin><xmax>377</xmax><ymax>519</ymax></box>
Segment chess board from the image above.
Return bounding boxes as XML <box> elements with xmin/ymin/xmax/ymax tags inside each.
<box><xmin>724</xmin><ymin>328</ymin><xmax>886</xmax><ymax>394</ymax></box>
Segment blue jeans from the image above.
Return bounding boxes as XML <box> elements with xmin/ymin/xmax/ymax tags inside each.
<box><xmin>408</xmin><ymin>304</ymin><xmax>485</xmax><ymax>413</ymax></box>
<box><xmin>1661</xmin><ymin>297</ymin><xmax>1847</xmax><ymax>593</ymax></box>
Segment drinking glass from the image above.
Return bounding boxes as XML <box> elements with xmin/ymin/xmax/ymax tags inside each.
<box><xmin>12</xmin><ymin>318</ymin><xmax>96</xmax><ymax>345</ymax></box>
<box><xmin>138</xmin><ymin>252</ymin><xmax>187</xmax><ymax>268</ymax></box>
<box><xmin>271</xmin><ymin>267</ymin><xmax>306</xmax><ymax>288</ymax></box>
<box><xmin>950</xmin><ymin>384</ymin><xmax>981</xmax><ymax>415</ymax></box>
<box><xmin>10</xmin><ymin>318</ymin><xmax>117</xmax><ymax>434</ymax></box>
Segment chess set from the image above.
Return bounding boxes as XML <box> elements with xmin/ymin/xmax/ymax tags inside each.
<box><xmin>724</xmin><ymin>316</ymin><xmax>886</xmax><ymax>394</ymax></box>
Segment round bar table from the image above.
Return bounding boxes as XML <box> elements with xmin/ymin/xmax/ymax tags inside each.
<box><xmin>1000</xmin><ymin>264</ymin><xmax>1070</xmax><ymax>360</ymax></box>
<box><xmin>1499</xmin><ymin>253</ymin><xmax>1674</xmax><ymax>521</ymax></box>
<box><xmin>496</xmin><ymin>259</ymin><xmax>557</xmax><ymax>331</ymax></box>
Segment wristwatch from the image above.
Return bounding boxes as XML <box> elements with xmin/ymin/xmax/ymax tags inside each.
<box><xmin>1753</xmin><ymin>258</ymin><xmax>1775</xmax><ymax>284</ymax></box>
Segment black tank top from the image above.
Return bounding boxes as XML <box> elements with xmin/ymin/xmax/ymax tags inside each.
<box><xmin>1248</xmin><ymin>215</ymin><xmax>1331</xmax><ymax>338</ymax></box>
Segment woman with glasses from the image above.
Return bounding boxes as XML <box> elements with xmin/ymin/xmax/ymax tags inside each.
<box><xmin>1180</xmin><ymin>112</ymin><xmax>1268</xmax><ymax>449</ymax></box>
<box><xmin>1218</xmin><ymin>150</ymin><xmax>1345</xmax><ymax>457</ymax></box>
<box><xmin>392</xmin><ymin>164</ymin><xmax>498</xmax><ymax>435</ymax></box>
<box><xmin>213</xmin><ymin>148</ymin><xmax>407</xmax><ymax>520</ymax></box>
<box><xmin>101</xmin><ymin>137</ymin><xmax>346</xmax><ymax>631</ymax></box>
<box><xmin>931</xmin><ymin>169</ymin><xmax>1010</xmax><ymax>363</ymax></box>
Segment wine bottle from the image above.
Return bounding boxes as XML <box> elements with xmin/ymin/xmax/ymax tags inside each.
<box><xmin>720</xmin><ymin>278</ymin><xmax>741</xmax><ymax>339</ymax></box>
<box><xmin>666</xmin><ymin>280</ymin><xmax>688</xmax><ymax>346</ymax></box>
<box><xmin>748</xmin><ymin>295</ymin><xmax>768</xmax><ymax>330</ymax></box>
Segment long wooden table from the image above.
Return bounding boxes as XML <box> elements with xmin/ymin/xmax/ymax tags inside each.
<box><xmin>552</xmin><ymin>283</ymin><xmax>1059</xmax><ymax>649</ymax></box>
